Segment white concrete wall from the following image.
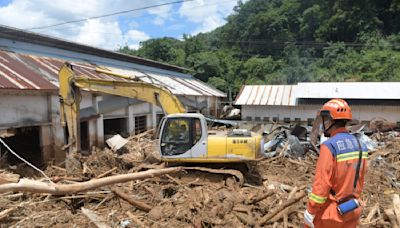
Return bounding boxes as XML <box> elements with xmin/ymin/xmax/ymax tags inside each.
<box><xmin>0</xmin><ymin>93</ymin><xmax>66</xmax><ymax>162</ymax></box>
<box><xmin>0</xmin><ymin>91</ymin><xmax>219</xmax><ymax>163</ymax></box>
<box><xmin>0</xmin><ymin>94</ymin><xmax>48</xmax><ymax>126</ymax></box>
<box><xmin>242</xmin><ymin>104</ymin><xmax>400</xmax><ymax>123</ymax></box>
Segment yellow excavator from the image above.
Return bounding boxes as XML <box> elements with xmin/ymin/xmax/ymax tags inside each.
<box><xmin>59</xmin><ymin>62</ymin><xmax>264</xmax><ymax>164</ymax></box>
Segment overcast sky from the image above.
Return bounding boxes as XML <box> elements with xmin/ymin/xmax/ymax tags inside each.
<box><xmin>0</xmin><ymin>0</ymin><xmax>241</xmax><ymax>50</ymax></box>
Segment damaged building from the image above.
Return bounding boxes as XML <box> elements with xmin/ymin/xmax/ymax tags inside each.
<box><xmin>235</xmin><ymin>82</ymin><xmax>400</xmax><ymax>125</ymax></box>
<box><xmin>0</xmin><ymin>26</ymin><xmax>225</xmax><ymax>166</ymax></box>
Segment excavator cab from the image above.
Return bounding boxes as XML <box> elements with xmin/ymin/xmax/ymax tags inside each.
<box><xmin>159</xmin><ymin>114</ymin><xmax>208</xmax><ymax>160</ymax></box>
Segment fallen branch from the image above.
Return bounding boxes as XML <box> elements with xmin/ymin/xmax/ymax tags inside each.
<box><xmin>0</xmin><ymin>207</ymin><xmax>17</xmax><ymax>221</ymax></box>
<box><xmin>111</xmin><ymin>187</ymin><xmax>152</xmax><ymax>212</ymax></box>
<box><xmin>126</xmin><ymin>211</ymin><xmax>145</xmax><ymax>227</ymax></box>
<box><xmin>81</xmin><ymin>207</ymin><xmax>111</xmax><ymax>228</ymax></box>
<box><xmin>50</xmin><ymin>165</ymin><xmax>66</xmax><ymax>172</ymax></box>
<box><xmin>234</xmin><ymin>212</ymin><xmax>255</xmax><ymax>226</ymax></box>
<box><xmin>270</xmin><ymin>207</ymin><xmax>297</xmax><ymax>223</ymax></box>
<box><xmin>269</xmin><ymin>186</ymin><xmax>299</xmax><ymax>224</ymax></box>
<box><xmin>257</xmin><ymin>190</ymin><xmax>306</xmax><ymax>226</ymax></box>
<box><xmin>365</xmin><ymin>203</ymin><xmax>379</xmax><ymax>223</ymax></box>
<box><xmin>287</xmin><ymin>159</ymin><xmax>306</xmax><ymax>166</ymax></box>
<box><xmin>96</xmin><ymin>167</ymin><xmax>118</xmax><ymax>179</ymax></box>
<box><xmin>51</xmin><ymin>176</ymin><xmax>86</xmax><ymax>183</ymax></box>
<box><xmin>0</xmin><ymin>167</ymin><xmax>184</xmax><ymax>195</ymax></box>
<box><xmin>245</xmin><ymin>191</ymin><xmax>275</xmax><ymax>204</ymax></box>
<box><xmin>2</xmin><ymin>192</ymin><xmax>23</xmax><ymax>199</ymax></box>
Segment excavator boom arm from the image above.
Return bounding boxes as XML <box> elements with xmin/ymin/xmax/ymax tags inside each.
<box><xmin>58</xmin><ymin>62</ymin><xmax>185</xmax><ymax>153</ymax></box>
<box><xmin>74</xmin><ymin>77</ymin><xmax>185</xmax><ymax>114</ymax></box>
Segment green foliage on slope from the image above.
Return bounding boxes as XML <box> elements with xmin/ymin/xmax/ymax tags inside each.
<box><xmin>119</xmin><ymin>0</ymin><xmax>400</xmax><ymax>97</ymax></box>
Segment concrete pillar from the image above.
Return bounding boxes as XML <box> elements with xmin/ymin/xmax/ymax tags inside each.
<box><xmin>88</xmin><ymin>119</ymin><xmax>96</xmax><ymax>149</ymax></box>
<box><xmin>96</xmin><ymin>114</ymin><xmax>104</xmax><ymax>147</ymax></box>
<box><xmin>40</xmin><ymin>125</ymin><xmax>53</xmax><ymax>163</ymax></box>
<box><xmin>50</xmin><ymin>95</ymin><xmax>66</xmax><ymax>163</ymax></box>
<box><xmin>151</xmin><ymin>104</ymin><xmax>157</xmax><ymax>128</ymax></box>
<box><xmin>93</xmin><ymin>96</ymin><xmax>104</xmax><ymax>147</ymax></box>
<box><xmin>128</xmin><ymin>105</ymin><xmax>135</xmax><ymax>135</ymax></box>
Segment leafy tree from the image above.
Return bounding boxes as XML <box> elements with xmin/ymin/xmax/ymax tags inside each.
<box><xmin>117</xmin><ymin>0</ymin><xmax>400</xmax><ymax>94</ymax></box>
<box><xmin>136</xmin><ymin>38</ymin><xmax>184</xmax><ymax>65</ymax></box>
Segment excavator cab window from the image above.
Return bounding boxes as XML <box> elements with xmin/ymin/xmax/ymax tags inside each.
<box><xmin>160</xmin><ymin>118</ymin><xmax>202</xmax><ymax>156</ymax></box>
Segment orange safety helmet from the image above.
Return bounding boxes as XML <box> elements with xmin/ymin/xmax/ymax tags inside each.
<box><xmin>320</xmin><ymin>98</ymin><xmax>352</xmax><ymax>120</ymax></box>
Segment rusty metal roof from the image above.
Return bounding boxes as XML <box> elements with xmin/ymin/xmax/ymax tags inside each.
<box><xmin>234</xmin><ymin>85</ymin><xmax>297</xmax><ymax>106</ymax></box>
<box><xmin>0</xmin><ymin>50</ymin><xmax>225</xmax><ymax>97</ymax></box>
<box><xmin>0</xmin><ymin>25</ymin><xmax>189</xmax><ymax>73</ymax></box>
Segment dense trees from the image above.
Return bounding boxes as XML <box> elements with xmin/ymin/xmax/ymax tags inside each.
<box><xmin>119</xmin><ymin>0</ymin><xmax>400</xmax><ymax>98</ymax></box>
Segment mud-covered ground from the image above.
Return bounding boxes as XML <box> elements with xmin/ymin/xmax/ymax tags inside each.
<box><xmin>0</xmin><ymin>131</ymin><xmax>399</xmax><ymax>227</ymax></box>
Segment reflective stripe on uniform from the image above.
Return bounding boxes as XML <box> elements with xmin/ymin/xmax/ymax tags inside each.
<box><xmin>309</xmin><ymin>193</ymin><xmax>327</xmax><ymax>204</ymax></box>
<box><xmin>336</xmin><ymin>151</ymin><xmax>368</xmax><ymax>162</ymax></box>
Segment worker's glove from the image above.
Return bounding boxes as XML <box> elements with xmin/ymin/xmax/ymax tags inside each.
<box><xmin>304</xmin><ymin>210</ymin><xmax>315</xmax><ymax>228</ymax></box>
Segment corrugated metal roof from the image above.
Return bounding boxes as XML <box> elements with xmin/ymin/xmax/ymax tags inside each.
<box><xmin>235</xmin><ymin>82</ymin><xmax>400</xmax><ymax>106</ymax></box>
<box><xmin>234</xmin><ymin>85</ymin><xmax>297</xmax><ymax>106</ymax></box>
<box><xmin>0</xmin><ymin>25</ymin><xmax>189</xmax><ymax>73</ymax></box>
<box><xmin>0</xmin><ymin>50</ymin><xmax>225</xmax><ymax>97</ymax></box>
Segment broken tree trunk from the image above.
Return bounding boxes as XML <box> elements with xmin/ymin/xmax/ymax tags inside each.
<box><xmin>111</xmin><ymin>187</ymin><xmax>152</xmax><ymax>212</ymax></box>
<box><xmin>0</xmin><ymin>167</ymin><xmax>183</xmax><ymax>195</ymax></box>
<box><xmin>257</xmin><ymin>190</ymin><xmax>306</xmax><ymax>226</ymax></box>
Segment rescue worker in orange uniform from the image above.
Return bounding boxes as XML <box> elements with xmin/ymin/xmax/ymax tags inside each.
<box><xmin>304</xmin><ymin>99</ymin><xmax>368</xmax><ymax>228</ymax></box>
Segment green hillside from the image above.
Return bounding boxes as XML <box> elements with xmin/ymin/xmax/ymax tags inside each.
<box><xmin>119</xmin><ymin>0</ymin><xmax>400</xmax><ymax>98</ymax></box>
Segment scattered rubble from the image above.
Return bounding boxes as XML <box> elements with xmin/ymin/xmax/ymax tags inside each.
<box><xmin>0</xmin><ymin>128</ymin><xmax>398</xmax><ymax>227</ymax></box>
<box><xmin>220</xmin><ymin>105</ymin><xmax>241</xmax><ymax>120</ymax></box>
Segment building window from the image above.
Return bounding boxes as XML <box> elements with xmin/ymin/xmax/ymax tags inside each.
<box><xmin>284</xmin><ymin>117</ymin><xmax>290</xmax><ymax>123</ymax></box>
<box><xmin>272</xmin><ymin>117</ymin><xmax>279</xmax><ymax>123</ymax></box>
<box><xmin>263</xmin><ymin>117</ymin><xmax>270</xmax><ymax>122</ymax></box>
<box><xmin>104</xmin><ymin>118</ymin><xmax>128</xmax><ymax>138</ymax></box>
<box><xmin>295</xmin><ymin>118</ymin><xmax>301</xmax><ymax>123</ymax></box>
<box><xmin>307</xmin><ymin>118</ymin><xmax>314</xmax><ymax>126</ymax></box>
<box><xmin>246</xmin><ymin>116</ymin><xmax>252</xmax><ymax>121</ymax></box>
<box><xmin>255</xmin><ymin>117</ymin><xmax>261</xmax><ymax>122</ymax></box>
<box><xmin>135</xmin><ymin>115</ymin><xmax>147</xmax><ymax>134</ymax></box>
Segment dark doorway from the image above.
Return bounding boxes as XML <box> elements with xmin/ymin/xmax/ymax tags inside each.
<box><xmin>0</xmin><ymin>126</ymin><xmax>43</xmax><ymax>168</ymax></box>
<box><xmin>80</xmin><ymin>121</ymin><xmax>89</xmax><ymax>151</ymax></box>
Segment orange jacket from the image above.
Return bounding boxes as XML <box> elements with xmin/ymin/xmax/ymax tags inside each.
<box><xmin>307</xmin><ymin>127</ymin><xmax>368</xmax><ymax>224</ymax></box>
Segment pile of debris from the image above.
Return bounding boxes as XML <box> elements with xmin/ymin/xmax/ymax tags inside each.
<box><xmin>0</xmin><ymin>129</ymin><xmax>399</xmax><ymax>227</ymax></box>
